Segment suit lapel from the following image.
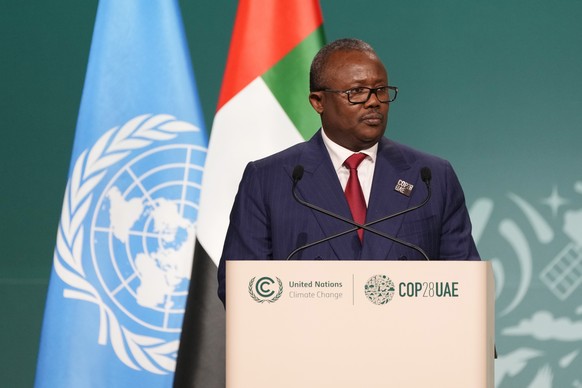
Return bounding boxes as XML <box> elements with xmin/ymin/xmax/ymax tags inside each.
<box><xmin>362</xmin><ymin>138</ymin><xmax>417</xmax><ymax>259</ymax></box>
<box><xmin>293</xmin><ymin>131</ymin><xmax>362</xmax><ymax>259</ymax></box>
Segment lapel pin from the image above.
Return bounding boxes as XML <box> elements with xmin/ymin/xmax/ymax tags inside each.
<box><xmin>394</xmin><ymin>179</ymin><xmax>414</xmax><ymax>197</ymax></box>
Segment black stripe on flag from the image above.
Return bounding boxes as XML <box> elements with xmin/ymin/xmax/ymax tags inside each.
<box><xmin>174</xmin><ymin>240</ymin><xmax>225</xmax><ymax>388</ymax></box>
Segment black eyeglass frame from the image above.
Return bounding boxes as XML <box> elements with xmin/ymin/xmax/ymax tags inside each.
<box><xmin>319</xmin><ymin>86</ymin><xmax>398</xmax><ymax>104</ymax></box>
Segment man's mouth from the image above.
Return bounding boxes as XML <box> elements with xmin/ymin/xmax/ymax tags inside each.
<box><xmin>361</xmin><ymin>113</ymin><xmax>383</xmax><ymax>125</ymax></box>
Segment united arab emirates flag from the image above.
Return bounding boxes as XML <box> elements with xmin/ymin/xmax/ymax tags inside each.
<box><xmin>174</xmin><ymin>1</ymin><xmax>325</xmax><ymax>386</ymax></box>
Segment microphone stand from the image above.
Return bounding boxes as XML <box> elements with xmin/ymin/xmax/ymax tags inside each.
<box><xmin>286</xmin><ymin>168</ymin><xmax>432</xmax><ymax>261</ymax></box>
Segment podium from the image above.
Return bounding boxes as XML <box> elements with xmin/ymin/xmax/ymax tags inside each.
<box><xmin>226</xmin><ymin>261</ymin><xmax>494</xmax><ymax>388</ymax></box>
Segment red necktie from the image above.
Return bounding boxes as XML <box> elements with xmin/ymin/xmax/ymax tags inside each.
<box><xmin>343</xmin><ymin>153</ymin><xmax>367</xmax><ymax>242</ymax></box>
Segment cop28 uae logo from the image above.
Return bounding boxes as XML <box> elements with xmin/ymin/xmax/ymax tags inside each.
<box><xmin>364</xmin><ymin>274</ymin><xmax>396</xmax><ymax>305</ymax></box>
<box><xmin>248</xmin><ymin>276</ymin><xmax>283</xmax><ymax>303</ymax></box>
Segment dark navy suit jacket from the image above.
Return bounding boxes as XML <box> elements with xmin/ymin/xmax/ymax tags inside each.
<box><xmin>217</xmin><ymin>131</ymin><xmax>480</xmax><ymax>303</ymax></box>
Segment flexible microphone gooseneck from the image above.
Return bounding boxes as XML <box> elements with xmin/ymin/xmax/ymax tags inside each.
<box><xmin>286</xmin><ymin>165</ymin><xmax>432</xmax><ymax>261</ymax></box>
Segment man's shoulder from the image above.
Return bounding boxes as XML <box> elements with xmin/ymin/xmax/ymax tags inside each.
<box><xmin>254</xmin><ymin>141</ymin><xmax>310</xmax><ymax>166</ymax></box>
<box><xmin>380</xmin><ymin>137</ymin><xmax>451</xmax><ymax>170</ymax></box>
<box><xmin>250</xmin><ymin>131</ymin><xmax>322</xmax><ymax>171</ymax></box>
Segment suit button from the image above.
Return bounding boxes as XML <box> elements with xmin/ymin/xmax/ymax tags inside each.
<box><xmin>399</xmin><ymin>255</ymin><xmax>408</xmax><ymax>260</ymax></box>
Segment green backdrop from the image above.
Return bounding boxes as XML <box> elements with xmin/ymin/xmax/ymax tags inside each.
<box><xmin>1</xmin><ymin>1</ymin><xmax>581</xmax><ymax>386</ymax></box>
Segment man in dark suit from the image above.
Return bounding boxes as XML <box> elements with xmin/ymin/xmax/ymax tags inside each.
<box><xmin>217</xmin><ymin>38</ymin><xmax>480</xmax><ymax>304</ymax></box>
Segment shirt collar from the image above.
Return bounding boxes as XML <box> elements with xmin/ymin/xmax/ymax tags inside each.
<box><xmin>320</xmin><ymin>127</ymin><xmax>378</xmax><ymax>172</ymax></box>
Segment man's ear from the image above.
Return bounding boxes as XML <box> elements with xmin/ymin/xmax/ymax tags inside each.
<box><xmin>309</xmin><ymin>91</ymin><xmax>324</xmax><ymax>114</ymax></box>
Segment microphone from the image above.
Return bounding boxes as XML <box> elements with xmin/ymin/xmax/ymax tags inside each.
<box><xmin>286</xmin><ymin>165</ymin><xmax>432</xmax><ymax>261</ymax></box>
<box><xmin>292</xmin><ymin>164</ymin><xmax>304</xmax><ymax>182</ymax></box>
<box><xmin>420</xmin><ymin>166</ymin><xmax>431</xmax><ymax>183</ymax></box>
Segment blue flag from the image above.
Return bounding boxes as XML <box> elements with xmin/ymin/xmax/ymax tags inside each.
<box><xmin>35</xmin><ymin>1</ymin><xmax>207</xmax><ymax>386</ymax></box>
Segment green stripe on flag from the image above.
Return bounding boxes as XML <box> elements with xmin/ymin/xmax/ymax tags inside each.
<box><xmin>262</xmin><ymin>27</ymin><xmax>325</xmax><ymax>140</ymax></box>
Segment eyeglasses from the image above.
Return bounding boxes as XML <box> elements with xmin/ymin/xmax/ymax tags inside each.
<box><xmin>320</xmin><ymin>86</ymin><xmax>398</xmax><ymax>104</ymax></box>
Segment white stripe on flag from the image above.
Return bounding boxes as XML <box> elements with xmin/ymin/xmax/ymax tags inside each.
<box><xmin>197</xmin><ymin>77</ymin><xmax>305</xmax><ymax>264</ymax></box>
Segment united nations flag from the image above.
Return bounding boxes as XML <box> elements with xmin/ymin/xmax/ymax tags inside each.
<box><xmin>34</xmin><ymin>1</ymin><xmax>207</xmax><ymax>387</ymax></box>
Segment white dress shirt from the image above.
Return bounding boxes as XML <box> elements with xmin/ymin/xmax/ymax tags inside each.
<box><xmin>320</xmin><ymin>128</ymin><xmax>378</xmax><ymax>206</ymax></box>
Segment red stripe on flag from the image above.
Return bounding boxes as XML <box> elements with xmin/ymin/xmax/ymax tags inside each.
<box><xmin>216</xmin><ymin>0</ymin><xmax>323</xmax><ymax>111</ymax></box>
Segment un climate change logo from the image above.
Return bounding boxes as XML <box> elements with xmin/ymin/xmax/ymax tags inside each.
<box><xmin>249</xmin><ymin>276</ymin><xmax>283</xmax><ymax>303</ymax></box>
<box><xmin>365</xmin><ymin>274</ymin><xmax>396</xmax><ymax>305</ymax></box>
<box><xmin>54</xmin><ymin>114</ymin><xmax>206</xmax><ymax>374</ymax></box>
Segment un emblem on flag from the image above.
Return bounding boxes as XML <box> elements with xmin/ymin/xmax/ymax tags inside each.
<box><xmin>91</xmin><ymin>144</ymin><xmax>203</xmax><ymax>332</ymax></box>
<box><xmin>54</xmin><ymin>114</ymin><xmax>206</xmax><ymax>373</ymax></box>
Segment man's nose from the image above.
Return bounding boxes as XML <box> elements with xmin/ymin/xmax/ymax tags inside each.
<box><xmin>364</xmin><ymin>90</ymin><xmax>382</xmax><ymax>107</ymax></box>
